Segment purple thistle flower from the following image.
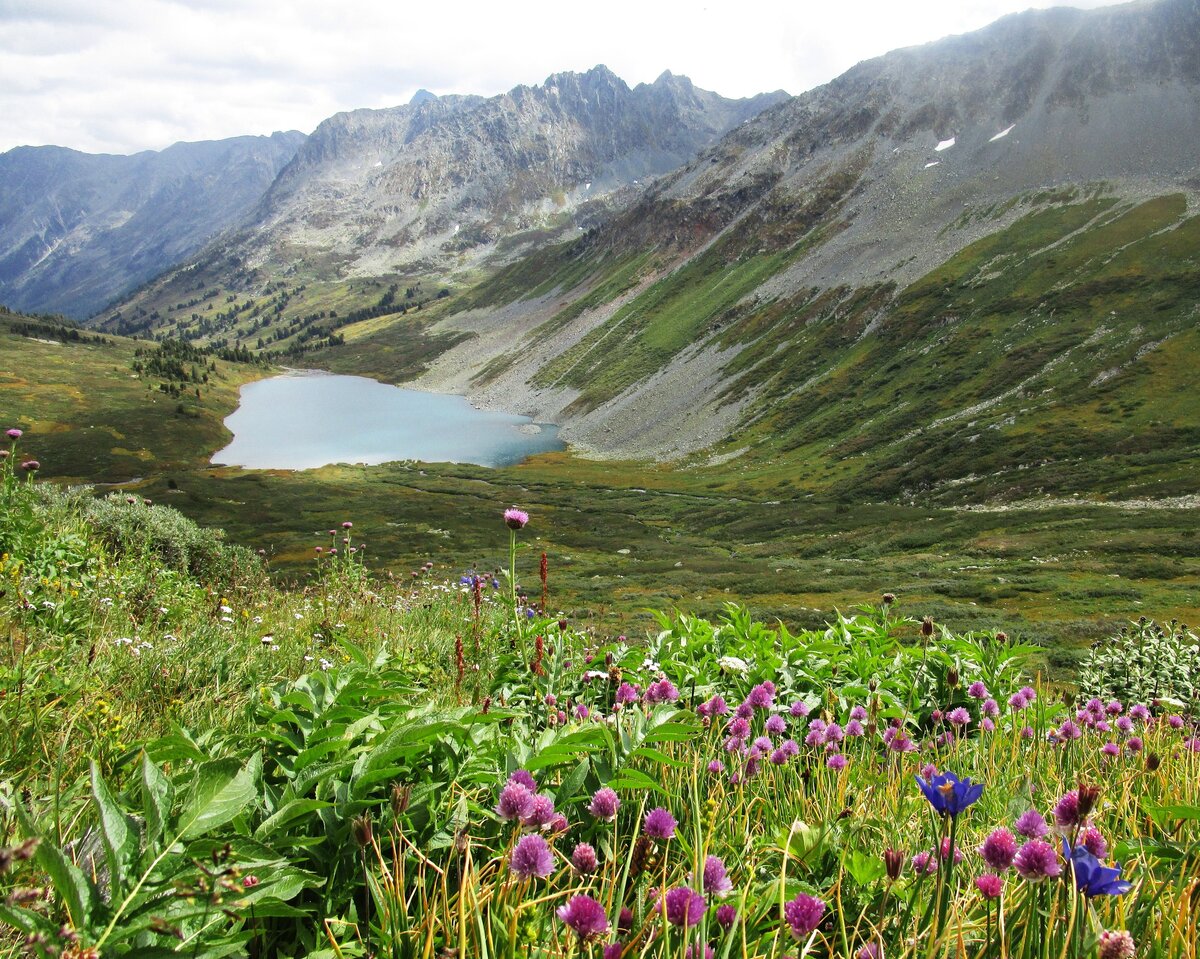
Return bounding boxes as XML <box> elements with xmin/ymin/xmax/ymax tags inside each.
<box><xmin>644</xmin><ymin>678</ymin><xmax>680</xmax><ymax>704</ymax></box>
<box><xmin>702</xmin><ymin>855</ymin><xmax>733</xmax><ymax>897</ymax></box>
<box><xmin>1129</xmin><ymin>704</ymin><xmax>1150</xmax><ymax>721</ymax></box>
<box><xmin>589</xmin><ymin>787</ymin><xmax>621</xmax><ymax>821</ymax></box>
<box><xmin>496</xmin><ymin>782</ymin><xmax>534</xmax><ymax>821</ymax></box>
<box><xmin>753</xmin><ymin>735</ymin><xmax>773</xmax><ymax>752</ymax></box>
<box><xmin>1058</xmin><ymin>720</ymin><xmax>1082</xmax><ymax>741</ymax></box>
<box><xmin>789</xmin><ymin>700</ymin><xmax>811</xmax><ymax>717</ymax></box>
<box><xmin>557</xmin><ymin>894</ymin><xmax>609</xmax><ymax>942</ymax></box>
<box><xmin>982</xmin><ymin>698</ymin><xmax>1000</xmax><ymax>718</ymax></box>
<box><xmin>846</xmin><ymin>719</ymin><xmax>865</xmax><ymax>737</ymax></box>
<box><xmin>504</xmin><ymin>507</ymin><xmax>529</xmax><ymax>529</ymax></box>
<box><xmin>940</xmin><ymin>836</ymin><xmax>964</xmax><ymax>864</ymax></box>
<box><xmin>976</xmin><ymin>873</ymin><xmax>1004</xmax><ymax>899</ymax></box>
<box><xmin>571</xmin><ymin>842</ymin><xmax>599</xmax><ymax>875</ymax></box>
<box><xmin>510</xmin><ymin>834</ymin><xmax>554</xmax><ymax>878</ymax></box>
<box><xmin>1168</xmin><ymin>714</ymin><xmax>1184</xmax><ymax>729</ymax></box>
<box><xmin>804</xmin><ymin>728</ymin><xmax>824</xmax><ymax>748</ymax></box>
<box><xmin>664</xmin><ymin>887</ymin><xmax>706</xmax><ymax>928</ymax></box>
<box><xmin>615</xmin><ymin>682</ymin><xmax>640</xmax><ymax>706</ymax></box>
<box><xmin>827</xmin><ymin>753</ymin><xmax>847</xmax><ymax>771</ymax></box>
<box><xmin>1106</xmin><ymin>699</ymin><xmax>1123</xmax><ymax>716</ymax></box>
<box><xmin>968</xmin><ymin>681</ymin><xmax>988</xmax><ymax>699</ymax></box>
<box><xmin>5</xmin><ymin>428</ymin><xmax>22</xmax><ymax>440</ymax></box>
<box><xmin>1127</xmin><ymin>736</ymin><xmax>1143</xmax><ymax>753</ymax></box>
<box><xmin>727</xmin><ymin>716</ymin><xmax>751</xmax><ymax>739</ymax></box>
<box><xmin>1115</xmin><ymin>716</ymin><xmax>1133</xmax><ymax>734</ymax></box>
<box><xmin>765</xmin><ymin>714</ymin><xmax>787</xmax><ymax>736</ymax></box>
<box><xmin>1009</xmin><ymin>691</ymin><xmax>1028</xmax><ymax>710</ymax></box>
<box><xmin>783</xmin><ymin>893</ymin><xmax>825</xmax><ymax>939</ymax></box>
<box><xmin>782</xmin><ymin>738</ymin><xmax>800</xmax><ymax>757</ymax></box>
<box><xmin>849</xmin><ymin>705</ymin><xmax>867</xmax><ymax>721</ymax></box>
<box><xmin>20</xmin><ymin>460</ymin><xmax>39</xmax><ymax>472</ymax></box>
<box><xmin>1101</xmin><ymin>742</ymin><xmax>1120</xmax><ymax>758</ymax></box>
<box><xmin>735</xmin><ymin>701</ymin><xmax>754</xmax><ymax>720</ymax></box>
<box><xmin>1097</xmin><ymin>931</ymin><xmax>1136</xmax><ymax>959</ymax></box>
<box><xmin>824</xmin><ymin>723</ymin><xmax>845</xmax><ymax>743</ymax></box>
<box><xmin>508</xmin><ymin>769</ymin><xmax>537</xmax><ymax>790</ymax></box>
<box><xmin>911</xmin><ymin>851</ymin><xmax>937</xmax><ymax>875</ymax></box>
<box><xmin>644</xmin><ymin>807</ymin><xmax>677</xmax><ymax>840</ymax></box>
<box><xmin>979</xmin><ymin>828</ymin><xmax>1018</xmax><ymax>871</ymax></box>
<box><xmin>1053</xmin><ymin>791</ymin><xmax>1083</xmax><ymax>829</ymax></box>
<box><xmin>746</xmin><ymin>681</ymin><xmax>776</xmax><ymax>709</ymax></box>
<box><xmin>1080</xmin><ymin>826</ymin><xmax>1108</xmax><ymax>859</ymax></box>
<box><xmin>715</xmin><ymin>904</ymin><xmax>737</xmax><ymax>928</ymax></box>
<box><xmin>521</xmin><ymin>793</ymin><xmax>557</xmax><ymax>830</ymax></box>
<box><xmin>1014</xmin><ymin>839</ymin><xmax>1061</xmax><ymax>881</ymax></box>
<box><xmin>1020</xmin><ymin>686</ymin><xmax>1037</xmax><ymax>702</ymax></box>
<box><xmin>770</xmin><ymin>748</ymin><xmax>788</xmax><ymax>765</ymax></box>
<box><xmin>1015</xmin><ymin>809</ymin><xmax>1048</xmax><ymax>839</ymax></box>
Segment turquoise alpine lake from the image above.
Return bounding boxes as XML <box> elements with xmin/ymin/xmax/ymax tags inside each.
<box><xmin>212</xmin><ymin>372</ymin><xmax>564</xmax><ymax>469</ymax></box>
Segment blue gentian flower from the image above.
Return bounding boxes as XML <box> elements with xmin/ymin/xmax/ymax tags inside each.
<box><xmin>915</xmin><ymin>770</ymin><xmax>984</xmax><ymax>817</ymax></box>
<box><xmin>1064</xmin><ymin>841</ymin><xmax>1132</xmax><ymax>897</ymax></box>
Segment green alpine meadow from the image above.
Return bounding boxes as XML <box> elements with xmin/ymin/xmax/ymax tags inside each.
<box><xmin>3</xmin><ymin>0</ymin><xmax>1200</xmax><ymax>956</ymax></box>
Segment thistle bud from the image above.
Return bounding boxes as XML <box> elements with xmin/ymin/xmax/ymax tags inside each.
<box><xmin>884</xmin><ymin>847</ymin><xmax>904</xmax><ymax>881</ymax></box>
<box><xmin>1145</xmin><ymin>752</ymin><xmax>1162</xmax><ymax>772</ymax></box>
<box><xmin>921</xmin><ymin>617</ymin><xmax>935</xmax><ymax>638</ymax></box>
<box><xmin>351</xmin><ymin>813</ymin><xmax>374</xmax><ymax>848</ymax></box>
<box><xmin>391</xmin><ymin>783</ymin><xmax>412</xmax><ymax>818</ymax></box>
<box><xmin>882</xmin><ymin>593</ymin><xmax>896</xmax><ymax>605</ymax></box>
<box><xmin>1077</xmin><ymin>782</ymin><xmax>1101</xmax><ymax>820</ymax></box>
<box><xmin>946</xmin><ymin>667</ymin><xmax>959</xmax><ymax>688</ymax></box>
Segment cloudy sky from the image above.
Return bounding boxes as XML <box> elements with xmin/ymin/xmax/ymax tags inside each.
<box><xmin>2</xmin><ymin>0</ymin><xmax>1120</xmax><ymax>155</ymax></box>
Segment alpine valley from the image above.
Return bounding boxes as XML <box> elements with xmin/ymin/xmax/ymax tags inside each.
<box><xmin>4</xmin><ymin>0</ymin><xmax>1200</xmax><ymax>654</ymax></box>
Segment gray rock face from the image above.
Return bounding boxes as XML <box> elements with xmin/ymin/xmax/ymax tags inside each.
<box><xmin>236</xmin><ymin>66</ymin><xmax>788</xmax><ymax>277</ymax></box>
<box><xmin>0</xmin><ymin>132</ymin><xmax>306</xmax><ymax>318</ymax></box>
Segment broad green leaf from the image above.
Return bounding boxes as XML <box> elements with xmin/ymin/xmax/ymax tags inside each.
<box><xmin>254</xmin><ymin>799</ymin><xmax>333</xmax><ymax>840</ymax></box>
<box><xmin>141</xmin><ymin>752</ymin><xmax>173</xmax><ymax>849</ymax></box>
<box><xmin>1147</xmin><ymin>804</ymin><xmax>1200</xmax><ymax>827</ymax></box>
<box><xmin>557</xmin><ymin>758</ymin><xmax>590</xmax><ymax>801</ymax></box>
<box><xmin>91</xmin><ymin>763</ymin><xmax>139</xmax><ymax>899</ymax></box>
<box><xmin>844</xmin><ymin>849</ymin><xmax>886</xmax><ymax>886</ymax></box>
<box><xmin>609</xmin><ymin>768</ymin><xmax>670</xmax><ymax>799</ymax></box>
<box><xmin>178</xmin><ymin>753</ymin><xmax>262</xmax><ymax>840</ymax></box>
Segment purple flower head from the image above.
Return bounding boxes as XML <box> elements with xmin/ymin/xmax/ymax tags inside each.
<box><xmin>20</xmin><ymin>460</ymin><xmax>39</xmax><ymax>472</ymax></box>
<box><xmin>685</xmin><ymin>946</ymin><xmax>714</xmax><ymax>959</ymax></box>
<box><xmin>664</xmin><ymin>886</ymin><xmax>706</xmax><ymax>928</ymax></box>
<box><xmin>911</xmin><ymin>851</ymin><xmax>937</xmax><ymax>875</ymax></box>
<box><xmin>982</xmin><ymin>698</ymin><xmax>1000</xmax><ymax>718</ymax></box>
<box><xmin>1080</xmin><ymin>826</ymin><xmax>1108</xmax><ymax>859</ymax></box>
<box><xmin>557</xmin><ymin>894</ymin><xmax>609</xmax><ymax>942</ymax></box>
<box><xmin>979</xmin><ymin>828</ymin><xmax>1018</xmax><ymax>871</ymax></box>
<box><xmin>1015</xmin><ymin>809</ymin><xmax>1048</xmax><ymax>839</ymax></box>
<box><xmin>1098</xmin><ymin>931</ymin><xmax>1136</xmax><ymax>959</ymax></box>
<box><xmin>496</xmin><ymin>782</ymin><xmax>534</xmax><ymax>821</ymax></box>
<box><xmin>888</xmin><ymin>730</ymin><xmax>917</xmax><ymax>753</ymax></box>
<box><xmin>849</xmin><ymin>705</ymin><xmax>867</xmax><ymax>721</ymax></box>
<box><xmin>618</xmin><ymin>907</ymin><xmax>633</xmax><ymax>933</ymax></box>
<box><xmin>940</xmin><ymin>836</ymin><xmax>964</xmax><ymax>864</ymax></box>
<box><xmin>846</xmin><ymin>719</ymin><xmax>865</xmax><ymax>737</ymax></box>
<box><xmin>765</xmin><ymin>714</ymin><xmax>787</xmax><ymax>736</ymax></box>
<box><xmin>1065</xmin><ymin>841</ymin><xmax>1132</xmax><ymax>897</ymax></box>
<box><xmin>727</xmin><ymin>716</ymin><xmax>750</xmax><ymax>739</ymax></box>
<box><xmin>1129</xmin><ymin>704</ymin><xmax>1150</xmax><ymax>721</ymax></box>
<box><xmin>790</xmin><ymin>700</ymin><xmax>811</xmax><ymax>718</ymax></box>
<box><xmin>1020</xmin><ymin>686</ymin><xmax>1037</xmax><ymax>702</ymax></box>
<box><xmin>644</xmin><ymin>807</ymin><xmax>677</xmax><ymax>840</ymax></box>
<box><xmin>1053</xmin><ymin>791</ymin><xmax>1084</xmax><ymax>829</ymax></box>
<box><xmin>510</xmin><ymin>834</ymin><xmax>554</xmax><ymax>878</ymax></box>
<box><xmin>770</xmin><ymin>748</ymin><xmax>788</xmax><ymax>765</ymax></box>
<box><xmin>702</xmin><ymin>855</ymin><xmax>733</xmax><ymax>897</ymax></box>
<box><xmin>504</xmin><ymin>507</ymin><xmax>529</xmax><ymax>530</ymax></box>
<box><xmin>508</xmin><ymin>769</ymin><xmax>537</xmax><ymax>790</ymax></box>
<box><xmin>603</xmin><ymin>944</ymin><xmax>624</xmax><ymax>959</ymax></box>
<box><xmin>1101</xmin><ymin>742</ymin><xmax>1120</xmax><ymax>758</ymax></box>
<box><xmin>981</xmin><ymin>718</ymin><xmax>996</xmax><ymax>733</ymax></box>
<box><xmin>521</xmin><ymin>793</ymin><xmax>557</xmax><ymax>830</ymax></box>
<box><xmin>6</xmin><ymin>428</ymin><xmax>22</xmax><ymax>440</ymax></box>
<box><xmin>571</xmin><ymin>842</ymin><xmax>599</xmax><ymax>875</ymax></box>
<box><xmin>782</xmin><ymin>738</ymin><xmax>800</xmax><ymax>757</ymax></box>
<box><xmin>916</xmin><ymin>770</ymin><xmax>984</xmax><ymax>817</ymax></box>
<box><xmin>645</xmin><ymin>678</ymin><xmax>680</xmax><ymax>705</ymax></box>
<box><xmin>549</xmin><ymin>813</ymin><xmax>569</xmax><ymax>834</ymax></box>
<box><xmin>1127</xmin><ymin>736</ymin><xmax>1143</xmax><ymax>753</ymax></box>
<box><xmin>614</xmin><ymin>682</ymin><xmax>640</xmax><ymax>706</ymax></box>
<box><xmin>1106</xmin><ymin>699</ymin><xmax>1124</xmax><ymax>716</ymax></box>
<box><xmin>920</xmin><ymin>762</ymin><xmax>939</xmax><ymax>781</ymax></box>
<box><xmin>707</xmin><ymin>759</ymin><xmax>725</xmax><ymax>774</ymax></box>
<box><xmin>827</xmin><ymin>753</ymin><xmax>847</xmax><ymax>771</ymax></box>
<box><xmin>1115</xmin><ymin>716</ymin><xmax>1133</xmax><ymax>734</ymax></box>
<box><xmin>783</xmin><ymin>893</ymin><xmax>825</xmax><ymax>940</ymax></box>
<box><xmin>735</xmin><ymin>701</ymin><xmax>754</xmax><ymax>720</ymax></box>
<box><xmin>804</xmin><ymin>728</ymin><xmax>824</xmax><ymax>748</ymax></box>
<box><xmin>975</xmin><ymin>873</ymin><xmax>1004</xmax><ymax>899</ymax></box>
<box><xmin>753</xmin><ymin>735</ymin><xmax>773</xmax><ymax>752</ymax></box>
<box><xmin>857</xmin><ymin>944</ymin><xmax>882</xmax><ymax>959</ymax></box>
<box><xmin>715</xmin><ymin>904</ymin><xmax>737</xmax><ymax>928</ymax></box>
<box><xmin>1014</xmin><ymin>839</ymin><xmax>1061</xmax><ymax>881</ymax></box>
<box><xmin>1168</xmin><ymin>714</ymin><xmax>1184</xmax><ymax>729</ymax></box>
<box><xmin>746</xmin><ymin>681</ymin><xmax>776</xmax><ymax>709</ymax></box>
<box><xmin>968</xmin><ymin>681</ymin><xmax>988</xmax><ymax>699</ymax></box>
<box><xmin>589</xmin><ymin>787</ymin><xmax>621</xmax><ymax>821</ymax></box>
<box><xmin>1009</xmin><ymin>691</ymin><xmax>1028</xmax><ymax>710</ymax></box>
<box><xmin>1020</xmin><ymin>725</ymin><xmax>1035</xmax><ymax>740</ymax></box>
<box><xmin>1058</xmin><ymin>720</ymin><xmax>1082</xmax><ymax>741</ymax></box>
<box><xmin>824</xmin><ymin>723</ymin><xmax>845</xmax><ymax>743</ymax></box>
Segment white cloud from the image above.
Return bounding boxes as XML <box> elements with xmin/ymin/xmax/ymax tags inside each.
<box><xmin>0</xmin><ymin>0</ymin><xmax>1121</xmax><ymax>154</ymax></box>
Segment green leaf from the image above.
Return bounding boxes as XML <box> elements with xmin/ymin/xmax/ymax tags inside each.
<box><xmin>178</xmin><ymin>753</ymin><xmax>262</xmax><ymax>840</ymax></box>
<box><xmin>608</xmin><ymin>768</ymin><xmax>670</xmax><ymax>799</ymax></box>
<box><xmin>844</xmin><ymin>849</ymin><xmax>886</xmax><ymax>886</ymax></box>
<box><xmin>557</xmin><ymin>758</ymin><xmax>590</xmax><ymax>801</ymax></box>
<box><xmin>91</xmin><ymin>763</ymin><xmax>140</xmax><ymax>900</ymax></box>
<box><xmin>253</xmin><ymin>798</ymin><xmax>333</xmax><ymax>841</ymax></box>
<box><xmin>140</xmin><ymin>752</ymin><xmax>173</xmax><ymax>849</ymax></box>
<box><xmin>1147</xmin><ymin>803</ymin><xmax>1200</xmax><ymax>827</ymax></box>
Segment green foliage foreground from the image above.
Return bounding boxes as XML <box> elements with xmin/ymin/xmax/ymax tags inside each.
<box><xmin>2</xmin><ymin>434</ymin><xmax>1199</xmax><ymax>958</ymax></box>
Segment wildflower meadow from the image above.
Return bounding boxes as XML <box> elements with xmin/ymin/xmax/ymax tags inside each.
<box><xmin>1</xmin><ymin>428</ymin><xmax>1198</xmax><ymax>958</ymax></box>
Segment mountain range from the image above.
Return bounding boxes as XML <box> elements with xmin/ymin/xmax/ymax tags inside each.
<box><xmin>5</xmin><ymin>0</ymin><xmax>1200</xmax><ymax>504</ymax></box>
